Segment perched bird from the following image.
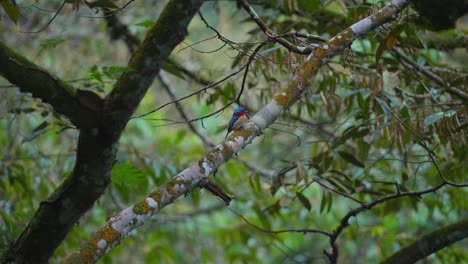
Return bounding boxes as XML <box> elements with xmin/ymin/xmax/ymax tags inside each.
<box><xmin>225</xmin><ymin>106</ymin><xmax>249</xmax><ymax>138</ymax></box>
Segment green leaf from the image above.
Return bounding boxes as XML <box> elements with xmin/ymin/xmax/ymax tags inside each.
<box><xmin>322</xmin><ymin>156</ymin><xmax>334</xmax><ymax>172</ymax></box>
<box><xmin>424</xmin><ymin>112</ymin><xmax>444</xmax><ymax>127</ymax></box>
<box><xmin>297</xmin><ymin>0</ymin><xmax>321</xmax><ymax>12</ymax></box>
<box><xmin>400</xmin><ymin>104</ymin><xmax>410</xmax><ymax>119</ymax></box>
<box><xmin>173</xmin><ymin>130</ymin><xmax>186</xmax><ymax>145</ymax></box>
<box><xmin>357</xmin><ymin>92</ymin><xmax>370</xmax><ymax>121</ymax></box>
<box><xmin>253</xmin><ymin>205</ymin><xmax>271</xmax><ymax>230</ymax></box>
<box><xmin>328</xmin><ymin>62</ymin><xmax>351</xmax><ymax>76</ymax></box>
<box><xmin>1</xmin><ymin>1</ymin><xmax>19</xmax><ymax>23</ymax></box>
<box><xmin>102</xmin><ymin>65</ymin><xmax>135</xmax><ymax>79</ymax></box>
<box><xmin>21</xmin><ymin>121</ymin><xmax>49</xmax><ymax>144</ymax></box>
<box><xmin>295</xmin><ymin>161</ymin><xmax>306</xmax><ymax>184</ymax></box>
<box><xmin>162</xmin><ymin>64</ymin><xmax>185</xmax><ymax>80</ymax></box>
<box><xmin>319</xmin><ymin>191</ymin><xmax>327</xmax><ymax>213</ymax></box>
<box><xmin>401</xmin><ymin>171</ymin><xmax>409</xmax><ymax>182</ymax></box>
<box><xmin>222</xmin><ymin>82</ymin><xmax>236</xmax><ymax>101</ymax></box>
<box><xmin>9</xmin><ymin>107</ymin><xmax>37</xmax><ymax>114</ymax></box>
<box><xmin>86</xmin><ymin>0</ymin><xmax>119</xmax><ymax>9</ymax></box>
<box><xmin>326</xmin><ymin>176</ymin><xmax>351</xmax><ymax>193</ymax></box>
<box><xmin>249</xmin><ymin>172</ymin><xmax>261</xmax><ymax>193</ymax></box>
<box><xmin>338</xmin><ymin>151</ymin><xmax>365</xmax><ymax>168</ymax></box>
<box><xmin>111</xmin><ymin>162</ymin><xmax>147</xmax><ymax>187</ymax></box>
<box><xmin>412</xmin><ymin>25</ymin><xmax>427</xmax><ymax>52</ymax></box>
<box><xmin>351</xmin><ymin>127</ymin><xmax>370</xmax><ymax>139</ymax></box>
<box><xmin>327</xmin><ymin>192</ymin><xmax>333</xmax><ymax>213</ymax></box>
<box><xmin>270</xmin><ymin>173</ymin><xmax>284</xmax><ymax>196</ymax></box>
<box><xmin>39</xmin><ymin>38</ymin><xmax>65</xmax><ymax>50</ymax></box>
<box><xmin>296</xmin><ymin>192</ymin><xmax>311</xmax><ymax>211</ymax></box>
<box><xmin>258</xmin><ymin>45</ymin><xmax>282</xmax><ymax>56</ymax></box>
<box><xmin>449</xmin><ymin>76</ymin><xmax>467</xmax><ymax>87</ymax></box>
<box><xmin>375</xmin><ymin>40</ymin><xmax>385</xmax><ymax>63</ymax></box>
<box><xmin>134</xmin><ymin>20</ymin><xmax>154</xmax><ymax>29</ymax></box>
<box><xmin>374</xmin><ymin>97</ymin><xmax>391</xmax><ymax>115</ymax></box>
<box><xmin>332</xmin><ymin>125</ymin><xmax>368</xmax><ymax>149</ymax></box>
<box><xmin>87</xmin><ymin>65</ymin><xmax>103</xmax><ymax>83</ymax></box>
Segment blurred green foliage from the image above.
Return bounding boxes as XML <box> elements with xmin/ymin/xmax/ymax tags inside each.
<box><xmin>0</xmin><ymin>0</ymin><xmax>467</xmax><ymax>263</ymax></box>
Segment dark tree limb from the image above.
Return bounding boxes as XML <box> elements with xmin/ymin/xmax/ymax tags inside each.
<box><xmin>381</xmin><ymin>218</ymin><xmax>468</xmax><ymax>264</ymax></box>
<box><xmin>0</xmin><ymin>41</ymin><xmax>99</xmax><ymax>129</ymax></box>
<box><xmin>1</xmin><ymin>0</ymin><xmax>205</xmax><ymax>263</ymax></box>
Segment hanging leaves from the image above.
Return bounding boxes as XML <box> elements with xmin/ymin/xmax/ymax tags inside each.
<box><xmin>338</xmin><ymin>151</ymin><xmax>365</xmax><ymax>168</ymax></box>
<box><xmin>296</xmin><ymin>192</ymin><xmax>311</xmax><ymax>211</ymax></box>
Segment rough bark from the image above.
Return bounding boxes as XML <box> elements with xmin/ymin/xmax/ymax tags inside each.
<box><xmin>0</xmin><ymin>0</ymin><xmax>205</xmax><ymax>263</ymax></box>
<box><xmin>0</xmin><ymin>42</ymin><xmax>98</xmax><ymax>129</ymax></box>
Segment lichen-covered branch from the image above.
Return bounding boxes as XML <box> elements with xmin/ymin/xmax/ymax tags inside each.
<box><xmin>381</xmin><ymin>218</ymin><xmax>468</xmax><ymax>264</ymax></box>
<box><xmin>0</xmin><ymin>41</ymin><xmax>98</xmax><ymax>129</ymax></box>
<box><xmin>65</xmin><ymin>0</ymin><xmax>411</xmax><ymax>262</ymax></box>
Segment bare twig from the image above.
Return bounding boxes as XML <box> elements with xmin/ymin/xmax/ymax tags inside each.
<box><xmin>158</xmin><ymin>72</ymin><xmax>213</xmax><ymax>147</ymax></box>
<box><xmin>237</xmin><ymin>0</ymin><xmax>325</xmax><ymax>54</ymax></box>
<box><xmin>326</xmin><ymin>182</ymin><xmax>448</xmax><ymax>263</ymax></box>
<box><xmin>229</xmin><ymin>208</ymin><xmax>333</xmax><ymax>237</ymax></box>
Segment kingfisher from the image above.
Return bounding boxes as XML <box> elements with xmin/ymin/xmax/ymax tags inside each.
<box><xmin>225</xmin><ymin>106</ymin><xmax>249</xmax><ymax>138</ymax></box>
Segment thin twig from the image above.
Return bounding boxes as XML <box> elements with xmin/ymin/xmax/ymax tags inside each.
<box><xmin>158</xmin><ymin>72</ymin><xmax>213</xmax><ymax>147</ymax></box>
<box><xmin>229</xmin><ymin>208</ymin><xmax>333</xmax><ymax>237</ymax></box>
<box><xmin>237</xmin><ymin>0</ymin><xmax>325</xmax><ymax>54</ymax></box>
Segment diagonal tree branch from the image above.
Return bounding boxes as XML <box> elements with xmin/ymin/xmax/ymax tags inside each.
<box><xmin>392</xmin><ymin>47</ymin><xmax>468</xmax><ymax>102</ymax></box>
<box><xmin>0</xmin><ymin>41</ymin><xmax>99</xmax><ymax>129</ymax></box>
<box><xmin>381</xmin><ymin>218</ymin><xmax>468</xmax><ymax>264</ymax></box>
<box><xmin>65</xmin><ymin>1</ymin><xmax>411</xmax><ymax>262</ymax></box>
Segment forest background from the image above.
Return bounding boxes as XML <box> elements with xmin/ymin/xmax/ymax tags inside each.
<box><xmin>0</xmin><ymin>0</ymin><xmax>467</xmax><ymax>263</ymax></box>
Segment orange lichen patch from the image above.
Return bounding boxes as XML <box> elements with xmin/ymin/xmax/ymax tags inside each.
<box><xmin>166</xmin><ymin>181</ymin><xmax>176</xmax><ymax>193</ymax></box>
<box><xmin>283</xmin><ymin>80</ymin><xmax>298</xmax><ymax>94</ymax></box>
<box><xmin>275</xmin><ymin>92</ymin><xmax>289</xmax><ymax>106</ymax></box>
<box><xmin>102</xmin><ymin>226</ymin><xmax>121</xmax><ymax>242</ymax></box>
<box><xmin>313</xmin><ymin>47</ymin><xmax>328</xmax><ymax>58</ymax></box>
<box><xmin>234</xmin><ymin>129</ymin><xmax>251</xmax><ymax>139</ymax></box>
<box><xmin>274</xmin><ymin>79</ymin><xmax>299</xmax><ymax>104</ymax></box>
<box><xmin>221</xmin><ymin>141</ymin><xmax>235</xmax><ymax>157</ymax></box>
<box><xmin>149</xmin><ymin>192</ymin><xmax>162</xmax><ymax>202</ymax></box>
<box><xmin>300</xmin><ymin>59</ymin><xmax>320</xmax><ymax>80</ymax></box>
<box><xmin>133</xmin><ymin>200</ymin><xmax>153</xmax><ymax>214</ymax></box>
<box><xmin>204</xmin><ymin>150</ymin><xmax>218</xmax><ymax>163</ymax></box>
<box><xmin>371</xmin><ymin>7</ymin><xmax>394</xmax><ymax>24</ymax></box>
<box><xmin>165</xmin><ymin>179</ymin><xmax>185</xmax><ymax>195</ymax></box>
<box><xmin>77</xmin><ymin>241</ymin><xmax>98</xmax><ymax>261</ymax></box>
<box><xmin>330</xmin><ymin>29</ymin><xmax>353</xmax><ymax>47</ymax></box>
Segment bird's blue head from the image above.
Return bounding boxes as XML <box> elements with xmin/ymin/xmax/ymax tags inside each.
<box><xmin>234</xmin><ymin>106</ymin><xmax>245</xmax><ymax>114</ymax></box>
